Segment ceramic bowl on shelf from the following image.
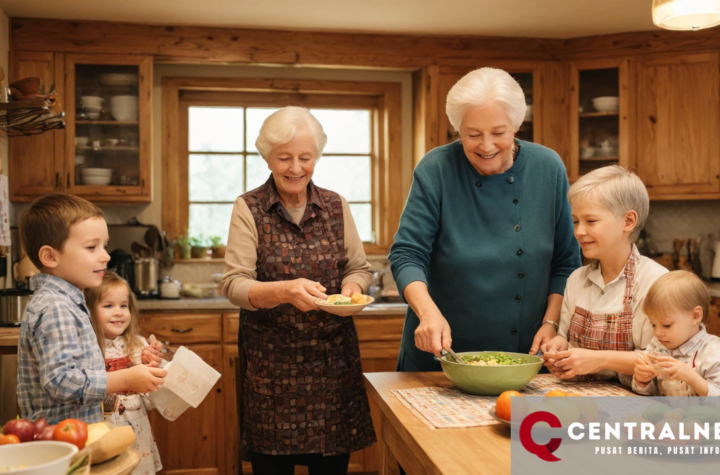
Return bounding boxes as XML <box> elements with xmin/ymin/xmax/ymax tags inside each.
<box><xmin>80</xmin><ymin>95</ymin><xmax>104</xmax><ymax>107</ymax></box>
<box><xmin>591</xmin><ymin>96</ymin><xmax>619</xmax><ymax>113</ymax></box>
<box><xmin>82</xmin><ymin>176</ymin><xmax>113</xmax><ymax>186</ymax></box>
<box><xmin>82</xmin><ymin>105</ymin><xmax>102</xmax><ymax>113</ymax></box>
<box><xmin>110</xmin><ymin>95</ymin><xmax>138</xmax><ymax>121</ymax></box>
<box><xmin>81</xmin><ymin>168</ymin><xmax>112</xmax><ymax>175</ymax></box>
<box><xmin>105</xmin><ymin>138</ymin><xmax>119</xmax><ymax>146</ymax></box>
<box><xmin>580</xmin><ymin>147</ymin><xmax>595</xmax><ymax>159</ymax></box>
<box><xmin>75</xmin><ymin>136</ymin><xmax>89</xmax><ymax>147</ymax></box>
<box><xmin>86</xmin><ymin>112</ymin><xmax>100</xmax><ymax>120</ymax></box>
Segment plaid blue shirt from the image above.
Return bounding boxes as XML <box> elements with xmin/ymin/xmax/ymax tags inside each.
<box><xmin>17</xmin><ymin>273</ymin><xmax>107</xmax><ymax>424</ymax></box>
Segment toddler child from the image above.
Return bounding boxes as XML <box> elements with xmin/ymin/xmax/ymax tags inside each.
<box><xmin>633</xmin><ymin>270</ymin><xmax>720</xmax><ymax>396</ymax></box>
<box><xmin>86</xmin><ymin>271</ymin><xmax>163</xmax><ymax>474</ymax></box>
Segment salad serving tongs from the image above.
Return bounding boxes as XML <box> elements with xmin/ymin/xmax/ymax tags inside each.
<box><xmin>441</xmin><ymin>347</ymin><xmax>466</xmax><ymax>364</ymax></box>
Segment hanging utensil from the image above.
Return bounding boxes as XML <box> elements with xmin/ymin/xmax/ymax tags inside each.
<box><xmin>144</xmin><ymin>226</ymin><xmax>161</xmax><ymax>257</ymax></box>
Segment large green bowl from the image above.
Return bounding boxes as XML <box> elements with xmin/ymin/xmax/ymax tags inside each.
<box><xmin>437</xmin><ymin>351</ymin><xmax>543</xmax><ymax>396</ymax></box>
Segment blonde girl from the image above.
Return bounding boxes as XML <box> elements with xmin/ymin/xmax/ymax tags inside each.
<box><xmin>85</xmin><ymin>272</ymin><xmax>163</xmax><ymax>475</ymax></box>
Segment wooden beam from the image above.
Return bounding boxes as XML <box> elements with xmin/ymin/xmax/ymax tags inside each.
<box><xmin>10</xmin><ymin>18</ymin><xmax>561</xmax><ymax>68</ymax></box>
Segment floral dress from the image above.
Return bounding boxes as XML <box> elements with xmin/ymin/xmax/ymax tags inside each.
<box><xmin>103</xmin><ymin>336</ymin><xmax>162</xmax><ymax>475</ymax></box>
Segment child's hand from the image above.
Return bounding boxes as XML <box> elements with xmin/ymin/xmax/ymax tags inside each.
<box><xmin>126</xmin><ymin>365</ymin><xmax>167</xmax><ymax>393</ymax></box>
<box><xmin>654</xmin><ymin>355</ymin><xmax>694</xmax><ymax>382</ymax></box>
<box><xmin>634</xmin><ymin>357</ymin><xmax>657</xmax><ymax>386</ymax></box>
<box><xmin>141</xmin><ymin>342</ymin><xmax>164</xmax><ymax>365</ymax></box>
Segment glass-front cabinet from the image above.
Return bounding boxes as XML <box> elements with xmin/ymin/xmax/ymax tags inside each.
<box><xmin>569</xmin><ymin>58</ymin><xmax>632</xmax><ymax>182</ymax></box>
<box><xmin>64</xmin><ymin>54</ymin><xmax>152</xmax><ymax>201</ymax></box>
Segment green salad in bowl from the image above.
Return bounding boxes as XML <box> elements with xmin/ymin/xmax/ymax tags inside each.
<box><xmin>438</xmin><ymin>351</ymin><xmax>542</xmax><ymax>395</ymax></box>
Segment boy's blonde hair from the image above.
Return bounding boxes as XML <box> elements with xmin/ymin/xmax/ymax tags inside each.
<box><xmin>85</xmin><ymin>272</ymin><xmax>143</xmax><ymax>357</ymax></box>
<box><xmin>567</xmin><ymin>165</ymin><xmax>648</xmax><ymax>242</ymax></box>
<box><xmin>19</xmin><ymin>193</ymin><xmax>104</xmax><ymax>270</ymax></box>
<box><xmin>643</xmin><ymin>271</ymin><xmax>711</xmax><ymax>324</ymax></box>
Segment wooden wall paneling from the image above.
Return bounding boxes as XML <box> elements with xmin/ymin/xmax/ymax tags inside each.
<box><xmin>10</xmin><ymin>19</ymin><xmax>560</xmax><ymax>68</ymax></box>
<box><xmin>707</xmin><ymin>298</ymin><xmax>720</xmax><ymax>338</ymax></box>
<box><xmin>560</xmin><ymin>29</ymin><xmax>720</xmax><ymax>61</ymax></box>
<box><xmin>635</xmin><ymin>52</ymin><xmax>720</xmax><ymax>197</ymax></box>
<box><xmin>8</xmin><ymin>50</ymin><xmax>62</xmax><ymax>200</ymax></box>
<box><xmin>412</xmin><ymin>66</ymin><xmax>440</xmax><ymax>167</ymax></box>
<box><xmin>162</xmin><ymin>77</ymin><xmax>184</xmax><ymax>239</ymax></box>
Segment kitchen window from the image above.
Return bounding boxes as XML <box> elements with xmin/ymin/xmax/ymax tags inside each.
<box><xmin>163</xmin><ymin>78</ymin><xmax>402</xmax><ymax>255</ymax></box>
<box><xmin>186</xmin><ymin>106</ymin><xmax>373</xmax><ymax>242</ymax></box>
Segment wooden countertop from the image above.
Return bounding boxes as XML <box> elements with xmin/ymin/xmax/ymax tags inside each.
<box><xmin>364</xmin><ymin>372</ymin><xmax>513</xmax><ymax>475</ymax></box>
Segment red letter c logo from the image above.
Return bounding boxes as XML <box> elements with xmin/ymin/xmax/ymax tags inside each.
<box><xmin>519</xmin><ymin>411</ymin><xmax>562</xmax><ymax>462</ymax></box>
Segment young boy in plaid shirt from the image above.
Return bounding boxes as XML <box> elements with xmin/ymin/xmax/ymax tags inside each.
<box><xmin>17</xmin><ymin>193</ymin><xmax>166</xmax><ymax>424</ymax></box>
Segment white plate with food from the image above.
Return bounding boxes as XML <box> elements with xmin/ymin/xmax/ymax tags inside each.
<box><xmin>315</xmin><ymin>293</ymin><xmax>375</xmax><ymax>316</ymax></box>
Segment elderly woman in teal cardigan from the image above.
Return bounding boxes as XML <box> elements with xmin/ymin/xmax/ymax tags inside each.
<box><xmin>389</xmin><ymin>67</ymin><xmax>581</xmax><ymax>372</ymax></box>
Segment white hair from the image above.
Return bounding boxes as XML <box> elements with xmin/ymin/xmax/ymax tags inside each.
<box><xmin>446</xmin><ymin>68</ymin><xmax>527</xmax><ymax>133</ymax></box>
<box><xmin>255</xmin><ymin>106</ymin><xmax>327</xmax><ymax>161</ymax></box>
<box><xmin>568</xmin><ymin>165</ymin><xmax>649</xmax><ymax>242</ymax></box>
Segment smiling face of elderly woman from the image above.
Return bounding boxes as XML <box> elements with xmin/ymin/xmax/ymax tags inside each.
<box><xmin>266</xmin><ymin>130</ymin><xmax>318</xmax><ymax>200</ymax></box>
<box><xmin>459</xmin><ymin>103</ymin><xmax>516</xmax><ymax>176</ymax></box>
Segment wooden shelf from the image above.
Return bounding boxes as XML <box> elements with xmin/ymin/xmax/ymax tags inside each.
<box><xmin>580</xmin><ymin>111</ymin><xmax>619</xmax><ymax>118</ymax></box>
<box><xmin>76</xmin><ymin>145</ymin><xmax>139</xmax><ymax>151</ymax></box>
<box><xmin>172</xmin><ymin>258</ymin><xmax>225</xmax><ymax>263</ymax></box>
<box><xmin>76</xmin><ymin>120</ymin><xmax>139</xmax><ymax>125</ymax></box>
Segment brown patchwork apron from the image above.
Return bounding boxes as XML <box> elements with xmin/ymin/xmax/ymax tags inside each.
<box><xmin>567</xmin><ymin>249</ymin><xmax>638</xmax><ymax>381</ymax></box>
<box><xmin>238</xmin><ymin>177</ymin><xmax>376</xmax><ymax>457</ymax></box>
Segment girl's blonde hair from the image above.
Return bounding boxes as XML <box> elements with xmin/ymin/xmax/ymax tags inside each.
<box><xmin>84</xmin><ymin>271</ymin><xmax>143</xmax><ymax>357</ymax></box>
<box><xmin>643</xmin><ymin>271</ymin><xmax>711</xmax><ymax>324</ymax></box>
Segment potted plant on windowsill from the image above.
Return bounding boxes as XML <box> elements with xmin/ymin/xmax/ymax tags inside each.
<box><xmin>209</xmin><ymin>235</ymin><xmax>226</xmax><ymax>258</ymax></box>
<box><xmin>176</xmin><ymin>233</ymin><xmax>191</xmax><ymax>260</ymax></box>
<box><xmin>190</xmin><ymin>235</ymin><xmax>211</xmax><ymax>259</ymax></box>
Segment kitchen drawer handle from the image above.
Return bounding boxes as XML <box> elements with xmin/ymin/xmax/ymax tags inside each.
<box><xmin>171</xmin><ymin>327</ymin><xmax>193</xmax><ymax>334</ymax></box>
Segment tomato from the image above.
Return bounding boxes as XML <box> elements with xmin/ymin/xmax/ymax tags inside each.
<box><xmin>545</xmin><ymin>389</ymin><xmax>568</xmax><ymax>397</ymax></box>
<box><xmin>53</xmin><ymin>419</ymin><xmax>88</xmax><ymax>450</ymax></box>
<box><xmin>496</xmin><ymin>390</ymin><xmax>525</xmax><ymax>422</ymax></box>
<box><xmin>0</xmin><ymin>434</ymin><xmax>20</xmax><ymax>445</ymax></box>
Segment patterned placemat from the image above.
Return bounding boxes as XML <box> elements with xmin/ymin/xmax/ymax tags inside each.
<box><xmin>391</xmin><ymin>374</ymin><xmax>635</xmax><ymax>429</ymax></box>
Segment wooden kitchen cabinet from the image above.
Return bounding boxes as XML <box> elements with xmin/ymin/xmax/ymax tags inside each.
<box><xmin>8</xmin><ymin>51</ymin><xmax>65</xmax><ymax>201</ymax></box>
<box><xmin>567</xmin><ymin>58</ymin><xmax>634</xmax><ymax>182</ymax></box>
<box><xmin>635</xmin><ymin>52</ymin><xmax>720</xmax><ymax>199</ymax></box>
<box><xmin>8</xmin><ymin>52</ymin><xmax>152</xmax><ymax>202</ymax></box>
<box><xmin>706</xmin><ymin>298</ymin><xmax>720</xmax><ymax>338</ymax></box>
<box><xmin>64</xmin><ymin>53</ymin><xmax>153</xmax><ymax>202</ymax></box>
<box><xmin>141</xmin><ymin>312</ymin><xmax>225</xmax><ymax>475</ymax></box>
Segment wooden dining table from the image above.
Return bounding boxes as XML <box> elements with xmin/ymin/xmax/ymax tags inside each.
<box><xmin>364</xmin><ymin>372</ymin><xmax>515</xmax><ymax>475</ymax></box>
<box><xmin>365</xmin><ymin>371</ymin><xmax>636</xmax><ymax>475</ymax></box>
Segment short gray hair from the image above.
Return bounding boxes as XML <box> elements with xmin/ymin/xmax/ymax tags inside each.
<box><xmin>255</xmin><ymin>106</ymin><xmax>327</xmax><ymax>160</ymax></box>
<box><xmin>446</xmin><ymin>68</ymin><xmax>527</xmax><ymax>133</ymax></box>
<box><xmin>568</xmin><ymin>165</ymin><xmax>649</xmax><ymax>242</ymax></box>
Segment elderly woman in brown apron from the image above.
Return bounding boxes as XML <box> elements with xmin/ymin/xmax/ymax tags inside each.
<box><xmin>541</xmin><ymin>166</ymin><xmax>668</xmax><ymax>385</ymax></box>
<box><xmin>221</xmin><ymin>106</ymin><xmax>376</xmax><ymax>475</ymax></box>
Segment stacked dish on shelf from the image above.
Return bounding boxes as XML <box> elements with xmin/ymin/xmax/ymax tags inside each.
<box><xmin>80</xmin><ymin>95</ymin><xmax>104</xmax><ymax>120</ymax></box>
<box><xmin>81</xmin><ymin>167</ymin><xmax>113</xmax><ymax>186</ymax></box>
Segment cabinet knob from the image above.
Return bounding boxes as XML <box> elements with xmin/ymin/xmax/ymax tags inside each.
<box><xmin>171</xmin><ymin>327</ymin><xmax>193</xmax><ymax>333</ymax></box>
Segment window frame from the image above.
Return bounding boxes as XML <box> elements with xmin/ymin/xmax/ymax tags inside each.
<box><xmin>162</xmin><ymin>77</ymin><xmax>402</xmax><ymax>255</ymax></box>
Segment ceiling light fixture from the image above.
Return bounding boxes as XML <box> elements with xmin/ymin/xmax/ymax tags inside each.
<box><xmin>652</xmin><ymin>0</ymin><xmax>720</xmax><ymax>30</ymax></box>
